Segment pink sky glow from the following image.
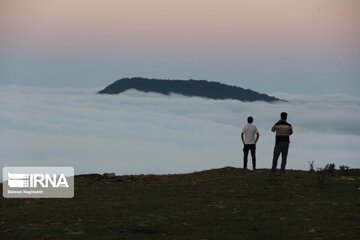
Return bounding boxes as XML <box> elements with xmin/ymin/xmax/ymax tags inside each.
<box><xmin>1</xmin><ymin>0</ymin><xmax>359</xmax><ymax>56</ymax></box>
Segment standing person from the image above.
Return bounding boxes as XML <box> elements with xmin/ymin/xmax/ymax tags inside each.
<box><xmin>241</xmin><ymin>116</ymin><xmax>260</xmax><ymax>170</ymax></box>
<box><xmin>271</xmin><ymin>112</ymin><xmax>293</xmax><ymax>173</ymax></box>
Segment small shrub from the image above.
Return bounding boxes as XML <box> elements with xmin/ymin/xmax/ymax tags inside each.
<box><xmin>309</xmin><ymin>161</ymin><xmax>315</xmax><ymax>172</ymax></box>
<box><xmin>339</xmin><ymin>165</ymin><xmax>350</xmax><ymax>176</ymax></box>
<box><xmin>316</xmin><ymin>163</ymin><xmax>335</xmax><ymax>188</ymax></box>
<box><xmin>327</xmin><ymin>163</ymin><xmax>336</xmax><ymax>177</ymax></box>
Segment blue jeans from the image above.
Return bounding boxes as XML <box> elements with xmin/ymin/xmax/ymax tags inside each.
<box><xmin>271</xmin><ymin>142</ymin><xmax>289</xmax><ymax>172</ymax></box>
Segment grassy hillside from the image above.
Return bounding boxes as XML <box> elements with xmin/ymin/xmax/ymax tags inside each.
<box><xmin>1</xmin><ymin>167</ymin><xmax>360</xmax><ymax>240</ymax></box>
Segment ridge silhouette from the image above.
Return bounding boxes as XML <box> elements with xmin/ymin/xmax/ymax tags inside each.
<box><xmin>98</xmin><ymin>77</ymin><xmax>282</xmax><ymax>102</ymax></box>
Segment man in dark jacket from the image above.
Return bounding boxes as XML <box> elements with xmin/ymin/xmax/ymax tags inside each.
<box><xmin>271</xmin><ymin>112</ymin><xmax>293</xmax><ymax>173</ymax></box>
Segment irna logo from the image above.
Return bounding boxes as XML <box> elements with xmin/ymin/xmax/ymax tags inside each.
<box><xmin>7</xmin><ymin>172</ymin><xmax>69</xmax><ymax>188</ymax></box>
<box><xmin>3</xmin><ymin>167</ymin><xmax>74</xmax><ymax>198</ymax></box>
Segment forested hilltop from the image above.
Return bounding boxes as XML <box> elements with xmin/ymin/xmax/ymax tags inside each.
<box><xmin>98</xmin><ymin>77</ymin><xmax>282</xmax><ymax>102</ymax></box>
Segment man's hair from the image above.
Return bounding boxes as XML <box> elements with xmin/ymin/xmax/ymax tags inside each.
<box><xmin>247</xmin><ymin>116</ymin><xmax>254</xmax><ymax>123</ymax></box>
<box><xmin>281</xmin><ymin>112</ymin><xmax>288</xmax><ymax>120</ymax></box>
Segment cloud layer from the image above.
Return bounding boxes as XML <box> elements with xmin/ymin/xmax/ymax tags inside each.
<box><xmin>1</xmin><ymin>86</ymin><xmax>359</xmax><ymax>177</ymax></box>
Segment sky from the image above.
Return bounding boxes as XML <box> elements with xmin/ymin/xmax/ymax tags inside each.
<box><xmin>0</xmin><ymin>0</ymin><xmax>359</xmax><ymax>95</ymax></box>
<box><xmin>0</xmin><ymin>86</ymin><xmax>359</xmax><ymax>178</ymax></box>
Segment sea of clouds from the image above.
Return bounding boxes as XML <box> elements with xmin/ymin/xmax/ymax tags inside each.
<box><xmin>1</xmin><ymin>86</ymin><xmax>359</xmax><ymax>177</ymax></box>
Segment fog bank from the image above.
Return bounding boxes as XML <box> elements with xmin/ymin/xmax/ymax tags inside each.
<box><xmin>1</xmin><ymin>86</ymin><xmax>359</xmax><ymax>177</ymax></box>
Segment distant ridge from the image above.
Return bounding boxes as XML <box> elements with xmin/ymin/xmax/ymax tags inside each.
<box><xmin>98</xmin><ymin>77</ymin><xmax>282</xmax><ymax>102</ymax></box>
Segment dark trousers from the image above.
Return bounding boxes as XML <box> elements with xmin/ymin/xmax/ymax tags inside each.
<box><xmin>243</xmin><ymin>144</ymin><xmax>256</xmax><ymax>169</ymax></box>
<box><xmin>271</xmin><ymin>142</ymin><xmax>289</xmax><ymax>172</ymax></box>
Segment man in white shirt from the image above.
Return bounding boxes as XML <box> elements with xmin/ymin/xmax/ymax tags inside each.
<box><xmin>241</xmin><ymin>116</ymin><xmax>260</xmax><ymax>170</ymax></box>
